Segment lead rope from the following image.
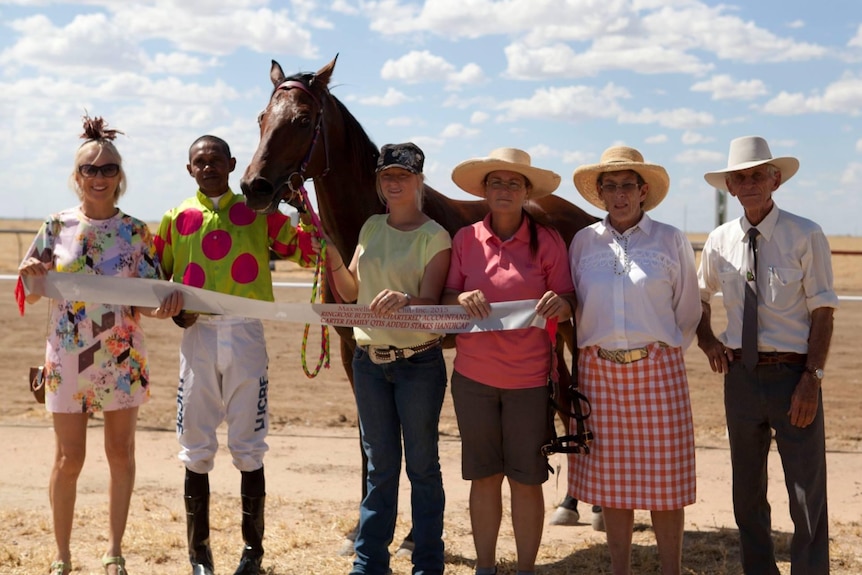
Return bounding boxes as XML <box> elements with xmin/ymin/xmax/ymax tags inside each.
<box><xmin>296</xmin><ymin>185</ymin><xmax>331</xmax><ymax>378</ymax></box>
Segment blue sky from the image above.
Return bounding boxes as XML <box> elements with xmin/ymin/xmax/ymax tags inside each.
<box><xmin>2</xmin><ymin>0</ymin><xmax>862</xmax><ymax>235</ymax></box>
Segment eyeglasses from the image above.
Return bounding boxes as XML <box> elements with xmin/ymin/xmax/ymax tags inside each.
<box><xmin>486</xmin><ymin>178</ymin><xmax>526</xmax><ymax>192</ymax></box>
<box><xmin>78</xmin><ymin>163</ymin><xmax>120</xmax><ymax>178</ymax></box>
<box><xmin>599</xmin><ymin>182</ymin><xmax>640</xmax><ymax>194</ymax></box>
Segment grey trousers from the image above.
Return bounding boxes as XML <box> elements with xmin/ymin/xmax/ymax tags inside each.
<box><xmin>724</xmin><ymin>361</ymin><xmax>829</xmax><ymax>575</ymax></box>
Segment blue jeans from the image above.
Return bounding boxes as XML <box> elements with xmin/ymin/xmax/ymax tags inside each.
<box><xmin>350</xmin><ymin>345</ymin><xmax>447</xmax><ymax>575</ymax></box>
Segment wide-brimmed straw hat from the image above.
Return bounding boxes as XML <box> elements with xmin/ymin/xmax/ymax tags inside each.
<box><xmin>704</xmin><ymin>136</ymin><xmax>799</xmax><ymax>191</ymax></box>
<box><xmin>451</xmin><ymin>148</ymin><xmax>560</xmax><ymax>198</ymax></box>
<box><xmin>572</xmin><ymin>146</ymin><xmax>669</xmax><ymax>212</ymax></box>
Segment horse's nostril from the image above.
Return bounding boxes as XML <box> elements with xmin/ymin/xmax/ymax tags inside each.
<box><xmin>245</xmin><ymin>178</ymin><xmax>274</xmax><ymax>197</ymax></box>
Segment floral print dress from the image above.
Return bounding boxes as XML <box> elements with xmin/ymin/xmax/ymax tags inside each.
<box><xmin>23</xmin><ymin>207</ymin><xmax>160</xmax><ymax>413</ymax></box>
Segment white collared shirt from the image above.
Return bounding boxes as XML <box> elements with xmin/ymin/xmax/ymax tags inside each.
<box><xmin>698</xmin><ymin>204</ymin><xmax>839</xmax><ymax>353</ymax></box>
<box><xmin>569</xmin><ymin>213</ymin><xmax>701</xmax><ymax>350</ymax></box>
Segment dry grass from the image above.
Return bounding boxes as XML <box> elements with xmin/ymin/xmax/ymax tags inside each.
<box><xmin>2</xmin><ymin>493</ymin><xmax>861</xmax><ymax>574</ymax></box>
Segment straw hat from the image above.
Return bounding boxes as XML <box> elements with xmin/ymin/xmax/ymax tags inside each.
<box><xmin>704</xmin><ymin>136</ymin><xmax>799</xmax><ymax>191</ymax></box>
<box><xmin>451</xmin><ymin>148</ymin><xmax>560</xmax><ymax>198</ymax></box>
<box><xmin>572</xmin><ymin>146</ymin><xmax>669</xmax><ymax>212</ymax></box>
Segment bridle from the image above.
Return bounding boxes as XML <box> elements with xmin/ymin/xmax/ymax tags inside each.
<box><xmin>268</xmin><ymin>78</ymin><xmax>330</xmax><ymax>211</ymax></box>
<box><xmin>268</xmin><ymin>78</ymin><xmax>335</xmax><ymax>378</ymax></box>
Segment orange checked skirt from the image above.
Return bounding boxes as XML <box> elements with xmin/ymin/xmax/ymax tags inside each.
<box><xmin>567</xmin><ymin>343</ymin><xmax>696</xmax><ymax>510</ymax></box>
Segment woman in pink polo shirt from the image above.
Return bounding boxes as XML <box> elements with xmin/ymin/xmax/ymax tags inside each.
<box><xmin>443</xmin><ymin>148</ymin><xmax>576</xmax><ymax>575</ymax></box>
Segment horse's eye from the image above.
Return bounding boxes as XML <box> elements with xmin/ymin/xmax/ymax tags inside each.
<box><xmin>296</xmin><ymin>115</ymin><xmax>312</xmax><ymax>127</ymax></box>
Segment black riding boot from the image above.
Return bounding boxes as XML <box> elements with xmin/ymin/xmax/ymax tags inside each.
<box><xmin>185</xmin><ymin>470</ymin><xmax>214</xmax><ymax>575</ymax></box>
<box><xmin>234</xmin><ymin>467</ymin><xmax>265</xmax><ymax>575</ymax></box>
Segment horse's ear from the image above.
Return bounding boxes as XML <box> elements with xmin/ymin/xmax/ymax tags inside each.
<box><xmin>270</xmin><ymin>60</ymin><xmax>286</xmax><ymax>88</ymax></box>
<box><xmin>313</xmin><ymin>54</ymin><xmax>338</xmax><ymax>88</ymax></box>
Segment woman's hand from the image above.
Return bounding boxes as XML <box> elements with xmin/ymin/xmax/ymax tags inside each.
<box><xmin>457</xmin><ymin>289</ymin><xmax>490</xmax><ymax>319</ymax></box>
<box><xmin>369</xmin><ymin>289</ymin><xmax>410</xmax><ymax>317</ymax></box>
<box><xmin>139</xmin><ymin>291</ymin><xmax>186</xmax><ymax>320</ymax></box>
<box><xmin>311</xmin><ymin>232</ymin><xmax>345</xmax><ymax>271</ymax></box>
<box><xmin>536</xmin><ymin>290</ymin><xmax>573</xmax><ymax>321</ymax></box>
<box><xmin>18</xmin><ymin>257</ymin><xmax>49</xmax><ymax>276</ymax></box>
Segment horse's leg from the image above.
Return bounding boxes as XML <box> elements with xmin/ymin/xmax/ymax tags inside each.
<box><xmin>549</xmin><ymin>320</ymin><xmax>583</xmax><ymax>526</ymax></box>
<box><xmin>336</xmin><ymin>331</ymin><xmax>365</xmax><ymax>556</ymax></box>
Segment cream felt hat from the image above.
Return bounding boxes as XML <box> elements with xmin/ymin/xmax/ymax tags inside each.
<box><xmin>451</xmin><ymin>148</ymin><xmax>561</xmax><ymax>198</ymax></box>
<box><xmin>704</xmin><ymin>136</ymin><xmax>799</xmax><ymax>191</ymax></box>
<box><xmin>572</xmin><ymin>146</ymin><xmax>669</xmax><ymax>212</ymax></box>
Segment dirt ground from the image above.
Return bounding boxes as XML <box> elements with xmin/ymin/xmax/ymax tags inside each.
<box><xmin>0</xmin><ymin>223</ymin><xmax>860</xmax><ymax>574</ymax></box>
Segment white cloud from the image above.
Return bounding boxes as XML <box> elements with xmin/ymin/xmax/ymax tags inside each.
<box><xmin>760</xmin><ymin>72</ymin><xmax>862</xmax><ymax>115</ymax></box>
<box><xmin>497</xmin><ymin>83</ymin><xmax>631</xmax><ymax>123</ymax></box>
<box><xmin>681</xmin><ymin>131</ymin><xmax>713</xmax><ymax>145</ymax></box>
<box><xmin>143</xmin><ymin>52</ymin><xmax>219</xmax><ymax>75</ymax></box>
<box><xmin>380</xmin><ymin>50</ymin><xmax>483</xmax><ymax>90</ymax></box>
<box><xmin>505</xmin><ymin>40</ymin><xmax>711</xmax><ymax>80</ymax></box>
<box><xmin>331</xmin><ymin>0</ymin><xmax>361</xmax><ymax>15</ymax></box>
<box><xmin>840</xmin><ymin>162</ymin><xmax>862</xmax><ymax>185</ymax></box>
<box><xmin>470</xmin><ymin>111</ymin><xmax>490</xmax><ymax>124</ymax></box>
<box><xmin>562</xmin><ymin>150</ymin><xmax>593</xmax><ymax>165</ymax></box>
<box><xmin>645</xmin><ymin>134</ymin><xmax>668</xmax><ymax>144</ymax></box>
<box><xmin>0</xmin><ymin>5</ymin><xmax>320</xmax><ymax>77</ymax></box>
<box><xmin>440</xmin><ymin>123</ymin><xmax>479</xmax><ymax>138</ymax></box>
<box><xmin>356</xmin><ymin>87</ymin><xmax>413</xmax><ymax>107</ymax></box>
<box><xmin>849</xmin><ymin>24</ymin><xmax>862</xmax><ymax>47</ymax></box>
<box><xmin>856</xmin><ymin>139</ymin><xmax>862</xmax><ymax>152</ymax></box>
<box><xmin>787</xmin><ymin>19</ymin><xmax>805</xmax><ymax>29</ymax></box>
<box><xmin>620</xmin><ymin>107</ymin><xmax>715</xmax><ymax>130</ymax></box>
<box><xmin>691</xmin><ymin>74</ymin><xmax>768</xmax><ymax>101</ymax></box>
<box><xmin>385</xmin><ymin>116</ymin><xmax>418</xmax><ymax>127</ymax></box>
<box><xmin>642</xmin><ymin>3</ymin><xmax>826</xmax><ymax>63</ymax></box>
<box><xmin>675</xmin><ymin>149</ymin><xmax>727</xmax><ymax>164</ymax></box>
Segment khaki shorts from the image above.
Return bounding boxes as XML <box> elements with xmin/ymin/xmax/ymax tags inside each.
<box><xmin>451</xmin><ymin>370</ymin><xmax>553</xmax><ymax>485</ymax></box>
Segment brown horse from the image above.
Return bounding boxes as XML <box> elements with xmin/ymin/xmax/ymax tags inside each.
<box><xmin>240</xmin><ymin>56</ymin><xmax>598</xmax><ymax>550</ymax></box>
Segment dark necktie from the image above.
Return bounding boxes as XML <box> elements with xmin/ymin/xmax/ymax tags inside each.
<box><xmin>741</xmin><ymin>227</ymin><xmax>760</xmax><ymax>371</ymax></box>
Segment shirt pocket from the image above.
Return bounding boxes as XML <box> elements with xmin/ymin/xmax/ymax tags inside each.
<box><xmin>768</xmin><ymin>267</ymin><xmax>804</xmax><ymax>310</ymax></box>
<box><xmin>718</xmin><ymin>271</ymin><xmax>744</xmax><ymax>308</ymax></box>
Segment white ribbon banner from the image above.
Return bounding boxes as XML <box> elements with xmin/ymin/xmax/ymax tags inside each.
<box><xmin>23</xmin><ymin>272</ymin><xmax>546</xmax><ymax>333</ymax></box>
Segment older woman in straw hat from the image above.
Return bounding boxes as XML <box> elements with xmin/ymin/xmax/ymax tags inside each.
<box><xmin>442</xmin><ymin>148</ymin><xmax>576</xmax><ymax>575</ymax></box>
<box><xmin>567</xmin><ymin>146</ymin><xmax>700</xmax><ymax>575</ymax></box>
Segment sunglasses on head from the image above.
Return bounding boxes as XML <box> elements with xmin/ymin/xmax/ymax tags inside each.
<box><xmin>78</xmin><ymin>163</ymin><xmax>120</xmax><ymax>178</ymax></box>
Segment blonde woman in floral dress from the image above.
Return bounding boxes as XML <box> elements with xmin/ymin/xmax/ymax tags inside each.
<box><xmin>17</xmin><ymin>116</ymin><xmax>182</xmax><ymax>575</ymax></box>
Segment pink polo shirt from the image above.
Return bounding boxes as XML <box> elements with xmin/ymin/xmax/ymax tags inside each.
<box><xmin>446</xmin><ymin>214</ymin><xmax>574</xmax><ymax>389</ymax></box>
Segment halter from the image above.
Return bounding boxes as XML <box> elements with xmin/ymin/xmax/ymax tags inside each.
<box><xmin>275</xmin><ymin>80</ymin><xmax>330</xmax><ymax>203</ymax></box>
<box><xmin>276</xmin><ymin>79</ymin><xmax>332</xmax><ymax>377</ymax></box>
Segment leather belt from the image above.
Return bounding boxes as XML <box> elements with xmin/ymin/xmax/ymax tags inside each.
<box><xmin>597</xmin><ymin>346</ymin><xmax>649</xmax><ymax>364</ymax></box>
<box><xmin>366</xmin><ymin>338</ymin><xmax>441</xmax><ymax>365</ymax></box>
<box><xmin>596</xmin><ymin>342</ymin><xmax>668</xmax><ymax>364</ymax></box>
<box><xmin>730</xmin><ymin>349</ymin><xmax>807</xmax><ymax>365</ymax></box>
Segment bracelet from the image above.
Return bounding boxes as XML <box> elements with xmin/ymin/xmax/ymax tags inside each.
<box><xmin>331</xmin><ymin>261</ymin><xmax>344</xmax><ymax>272</ymax></box>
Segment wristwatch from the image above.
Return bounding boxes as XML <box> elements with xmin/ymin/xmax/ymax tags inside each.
<box><xmin>806</xmin><ymin>365</ymin><xmax>825</xmax><ymax>380</ymax></box>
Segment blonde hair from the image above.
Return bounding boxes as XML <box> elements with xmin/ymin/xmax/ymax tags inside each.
<box><xmin>68</xmin><ymin>115</ymin><xmax>127</xmax><ymax>202</ymax></box>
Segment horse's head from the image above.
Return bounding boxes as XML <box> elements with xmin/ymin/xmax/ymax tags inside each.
<box><xmin>241</xmin><ymin>56</ymin><xmax>337</xmax><ymax>213</ymax></box>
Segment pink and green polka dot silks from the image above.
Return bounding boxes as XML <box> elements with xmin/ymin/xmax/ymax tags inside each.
<box><xmin>155</xmin><ymin>190</ymin><xmax>314</xmax><ymax>302</ymax></box>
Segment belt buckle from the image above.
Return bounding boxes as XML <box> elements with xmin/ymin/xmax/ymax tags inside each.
<box><xmin>599</xmin><ymin>347</ymin><xmax>649</xmax><ymax>364</ymax></box>
<box><xmin>368</xmin><ymin>346</ymin><xmax>396</xmax><ymax>365</ymax></box>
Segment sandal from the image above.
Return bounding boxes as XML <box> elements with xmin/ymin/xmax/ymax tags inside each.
<box><xmin>102</xmin><ymin>555</ymin><xmax>127</xmax><ymax>575</ymax></box>
<box><xmin>49</xmin><ymin>561</ymin><xmax>71</xmax><ymax>575</ymax></box>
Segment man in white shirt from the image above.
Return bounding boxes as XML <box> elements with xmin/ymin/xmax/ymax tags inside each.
<box><xmin>697</xmin><ymin>136</ymin><xmax>838</xmax><ymax>575</ymax></box>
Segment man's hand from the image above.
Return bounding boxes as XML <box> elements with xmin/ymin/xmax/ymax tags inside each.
<box><xmin>788</xmin><ymin>372</ymin><xmax>820</xmax><ymax>427</ymax></box>
<box><xmin>698</xmin><ymin>335</ymin><xmax>732</xmax><ymax>374</ymax></box>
